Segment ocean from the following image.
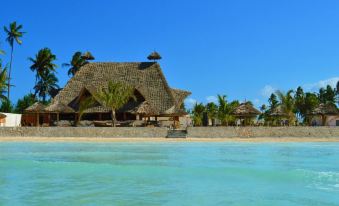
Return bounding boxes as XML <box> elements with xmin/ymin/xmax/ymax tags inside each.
<box><xmin>0</xmin><ymin>142</ymin><xmax>339</xmax><ymax>205</ymax></box>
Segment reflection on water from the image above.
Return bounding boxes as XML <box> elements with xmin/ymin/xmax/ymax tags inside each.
<box><xmin>0</xmin><ymin>142</ymin><xmax>339</xmax><ymax>206</ymax></box>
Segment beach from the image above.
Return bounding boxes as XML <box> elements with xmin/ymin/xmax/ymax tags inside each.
<box><xmin>1</xmin><ymin>136</ymin><xmax>339</xmax><ymax>142</ymax></box>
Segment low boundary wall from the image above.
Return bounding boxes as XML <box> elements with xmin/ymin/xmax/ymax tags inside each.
<box><xmin>0</xmin><ymin>127</ymin><xmax>339</xmax><ymax>138</ymax></box>
<box><xmin>187</xmin><ymin>127</ymin><xmax>339</xmax><ymax>138</ymax></box>
<box><xmin>0</xmin><ymin>127</ymin><xmax>168</xmax><ymax>138</ymax></box>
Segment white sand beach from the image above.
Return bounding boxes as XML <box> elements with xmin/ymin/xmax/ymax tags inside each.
<box><xmin>1</xmin><ymin>137</ymin><xmax>339</xmax><ymax>143</ymax></box>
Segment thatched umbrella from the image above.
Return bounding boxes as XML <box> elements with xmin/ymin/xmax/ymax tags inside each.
<box><xmin>125</xmin><ymin>101</ymin><xmax>158</xmax><ymax>124</ymax></box>
<box><xmin>24</xmin><ymin>102</ymin><xmax>46</xmax><ymax>126</ymax></box>
<box><xmin>269</xmin><ymin>105</ymin><xmax>288</xmax><ymax>117</ymax></box>
<box><xmin>147</xmin><ymin>51</ymin><xmax>162</xmax><ymax>62</ymax></box>
<box><xmin>45</xmin><ymin>101</ymin><xmax>75</xmax><ymax>122</ymax></box>
<box><xmin>232</xmin><ymin>103</ymin><xmax>261</xmax><ymax>126</ymax></box>
<box><xmin>81</xmin><ymin>51</ymin><xmax>95</xmax><ymax>60</ymax></box>
<box><xmin>310</xmin><ymin>103</ymin><xmax>338</xmax><ymax>126</ymax></box>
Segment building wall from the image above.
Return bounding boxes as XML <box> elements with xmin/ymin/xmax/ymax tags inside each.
<box><xmin>311</xmin><ymin>115</ymin><xmax>339</xmax><ymax>126</ymax></box>
<box><xmin>0</xmin><ymin>113</ymin><xmax>21</xmax><ymax>127</ymax></box>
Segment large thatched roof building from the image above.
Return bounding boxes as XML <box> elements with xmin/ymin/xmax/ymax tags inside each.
<box><xmin>24</xmin><ymin>62</ymin><xmax>191</xmax><ymax>126</ymax></box>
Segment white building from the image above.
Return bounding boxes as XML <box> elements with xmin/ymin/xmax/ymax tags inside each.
<box><xmin>0</xmin><ymin>113</ymin><xmax>22</xmax><ymax>127</ymax></box>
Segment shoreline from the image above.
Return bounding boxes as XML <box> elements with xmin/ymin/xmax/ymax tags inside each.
<box><xmin>1</xmin><ymin>137</ymin><xmax>339</xmax><ymax>143</ymax></box>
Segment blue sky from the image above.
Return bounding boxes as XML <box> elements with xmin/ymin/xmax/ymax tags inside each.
<box><xmin>1</xmin><ymin>0</ymin><xmax>339</xmax><ymax>108</ymax></box>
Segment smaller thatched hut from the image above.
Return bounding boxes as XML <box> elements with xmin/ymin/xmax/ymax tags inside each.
<box><xmin>310</xmin><ymin>103</ymin><xmax>339</xmax><ymax>126</ymax></box>
<box><xmin>267</xmin><ymin>105</ymin><xmax>290</xmax><ymax>126</ymax></box>
<box><xmin>24</xmin><ymin>102</ymin><xmax>47</xmax><ymax>126</ymax></box>
<box><xmin>269</xmin><ymin>105</ymin><xmax>288</xmax><ymax>117</ymax></box>
<box><xmin>232</xmin><ymin>103</ymin><xmax>261</xmax><ymax>126</ymax></box>
<box><xmin>45</xmin><ymin>101</ymin><xmax>75</xmax><ymax>123</ymax></box>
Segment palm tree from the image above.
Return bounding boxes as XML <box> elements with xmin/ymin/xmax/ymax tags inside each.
<box><xmin>217</xmin><ymin>95</ymin><xmax>238</xmax><ymax>126</ymax></box>
<box><xmin>63</xmin><ymin>51</ymin><xmax>94</xmax><ymax>76</ymax></box>
<box><xmin>14</xmin><ymin>93</ymin><xmax>37</xmax><ymax>114</ymax></box>
<box><xmin>77</xmin><ymin>96</ymin><xmax>95</xmax><ymax>126</ymax></box>
<box><xmin>0</xmin><ymin>67</ymin><xmax>8</xmax><ymax>103</ymax></box>
<box><xmin>34</xmin><ymin>72</ymin><xmax>59</xmax><ymax>103</ymax></box>
<box><xmin>206</xmin><ymin>102</ymin><xmax>218</xmax><ymax>126</ymax></box>
<box><xmin>191</xmin><ymin>102</ymin><xmax>205</xmax><ymax>126</ymax></box>
<box><xmin>28</xmin><ymin>48</ymin><xmax>57</xmax><ymax>84</ymax></box>
<box><xmin>94</xmin><ymin>81</ymin><xmax>135</xmax><ymax>127</ymax></box>
<box><xmin>276</xmin><ymin>90</ymin><xmax>295</xmax><ymax>125</ymax></box>
<box><xmin>4</xmin><ymin>21</ymin><xmax>25</xmax><ymax>100</ymax></box>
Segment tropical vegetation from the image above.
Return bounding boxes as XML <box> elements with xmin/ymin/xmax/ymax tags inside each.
<box><xmin>190</xmin><ymin>83</ymin><xmax>339</xmax><ymax>127</ymax></box>
<box><xmin>94</xmin><ymin>81</ymin><xmax>135</xmax><ymax>127</ymax></box>
<box><xmin>63</xmin><ymin>51</ymin><xmax>94</xmax><ymax>76</ymax></box>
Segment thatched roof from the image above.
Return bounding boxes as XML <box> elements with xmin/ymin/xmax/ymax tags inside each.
<box><xmin>52</xmin><ymin>62</ymin><xmax>190</xmax><ymax>116</ymax></box>
<box><xmin>171</xmin><ymin>88</ymin><xmax>191</xmax><ymax>106</ymax></box>
<box><xmin>232</xmin><ymin>103</ymin><xmax>261</xmax><ymax>117</ymax></box>
<box><xmin>269</xmin><ymin>105</ymin><xmax>288</xmax><ymax>117</ymax></box>
<box><xmin>310</xmin><ymin>103</ymin><xmax>338</xmax><ymax>115</ymax></box>
<box><xmin>45</xmin><ymin>101</ymin><xmax>75</xmax><ymax>113</ymax></box>
<box><xmin>124</xmin><ymin>101</ymin><xmax>157</xmax><ymax>115</ymax></box>
<box><xmin>147</xmin><ymin>52</ymin><xmax>161</xmax><ymax>61</ymax></box>
<box><xmin>24</xmin><ymin>102</ymin><xmax>46</xmax><ymax>113</ymax></box>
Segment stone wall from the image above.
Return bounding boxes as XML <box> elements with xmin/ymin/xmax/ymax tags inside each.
<box><xmin>187</xmin><ymin>127</ymin><xmax>339</xmax><ymax>138</ymax></box>
<box><xmin>0</xmin><ymin>126</ymin><xmax>339</xmax><ymax>138</ymax></box>
<box><xmin>0</xmin><ymin>127</ymin><xmax>168</xmax><ymax>138</ymax></box>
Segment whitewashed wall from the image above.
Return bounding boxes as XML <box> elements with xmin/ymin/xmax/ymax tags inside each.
<box><xmin>0</xmin><ymin>113</ymin><xmax>22</xmax><ymax>127</ymax></box>
<box><xmin>311</xmin><ymin>115</ymin><xmax>339</xmax><ymax>126</ymax></box>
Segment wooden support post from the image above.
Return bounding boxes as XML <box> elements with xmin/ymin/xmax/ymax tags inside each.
<box><xmin>36</xmin><ymin>113</ymin><xmax>39</xmax><ymax>127</ymax></box>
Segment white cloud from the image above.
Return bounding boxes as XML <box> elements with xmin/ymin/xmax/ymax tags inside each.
<box><xmin>206</xmin><ymin>95</ymin><xmax>218</xmax><ymax>103</ymax></box>
<box><xmin>184</xmin><ymin>98</ymin><xmax>197</xmax><ymax>109</ymax></box>
<box><xmin>261</xmin><ymin>85</ymin><xmax>276</xmax><ymax>97</ymax></box>
<box><xmin>303</xmin><ymin>77</ymin><xmax>339</xmax><ymax>91</ymax></box>
<box><xmin>253</xmin><ymin>98</ymin><xmax>261</xmax><ymax>107</ymax></box>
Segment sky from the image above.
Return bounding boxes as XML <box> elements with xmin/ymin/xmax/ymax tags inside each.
<box><xmin>1</xmin><ymin>0</ymin><xmax>339</xmax><ymax>108</ymax></box>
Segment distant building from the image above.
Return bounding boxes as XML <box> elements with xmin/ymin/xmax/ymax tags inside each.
<box><xmin>310</xmin><ymin>103</ymin><xmax>339</xmax><ymax>126</ymax></box>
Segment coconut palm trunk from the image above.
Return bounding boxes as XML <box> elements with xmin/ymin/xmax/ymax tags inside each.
<box><xmin>111</xmin><ymin>109</ymin><xmax>116</xmax><ymax>127</ymax></box>
<box><xmin>4</xmin><ymin>22</ymin><xmax>25</xmax><ymax>100</ymax></box>
<box><xmin>7</xmin><ymin>45</ymin><xmax>13</xmax><ymax>100</ymax></box>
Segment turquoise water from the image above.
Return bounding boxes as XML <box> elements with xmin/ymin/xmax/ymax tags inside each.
<box><xmin>0</xmin><ymin>142</ymin><xmax>339</xmax><ymax>206</ymax></box>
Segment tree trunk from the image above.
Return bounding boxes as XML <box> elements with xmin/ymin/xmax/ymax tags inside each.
<box><xmin>111</xmin><ymin>109</ymin><xmax>116</xmax><ymax>127</ymax></box>
<box><xmin>322</xmin><ymin>114</ymin><xmax>326</xmax><ymax>126</ymax></box>
<box><xmin>7</xmin><ymin>45</ymin><xmax>14</xmax><ymax>100</ymax></box>
<box><xmin>77</xmin><ymin>113</ymin><xmax>82</xmax><ymax>127</ymax></box>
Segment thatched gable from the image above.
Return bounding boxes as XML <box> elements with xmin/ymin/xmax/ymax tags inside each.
<box><xmin>45</xmin><ymin>101</ymin><xmax>75</xmax><ymax>113</ymax></box>
<box><xmin>311</xmin><ymin>103</ymin><xmax>338</xmax><ymax>115</ymax></box>
<box><xmin>269</xmin><ymin>105</ymin><xmax>288</xmax><ymax>117</ymax></box>
<box><xmin>51</xmin><ymin>62</ymin><xmax>190</xmax><ymax>116</ymax></box>
<box><xmin>25</xmin><ymin>102</ymin><xmax>46</xmax><ymax>113</ymax></box>
<box><xmin>232</xmin><ymin>103</ymin><xmax>261</xmax><ymax>117</ymax></box>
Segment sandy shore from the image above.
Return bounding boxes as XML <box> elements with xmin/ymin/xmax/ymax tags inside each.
<box><xmin>0</xmin><ymin>137</ymin><xmax>339</xmax><ymax>143</ymax></box>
